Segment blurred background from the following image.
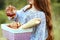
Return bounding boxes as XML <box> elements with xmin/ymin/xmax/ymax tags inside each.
<box><xmin>0</xmin><ymin>0</ymin><xmax>60</xmax><ymax>40</ymax></box>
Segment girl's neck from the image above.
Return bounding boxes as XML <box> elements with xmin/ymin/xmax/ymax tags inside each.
<box><xmin>32</xmin><ymin>5</ymin><xmax>36</xmax><ymax>10</ymax></box>
<box><xmin>31</xmin><ymin>5</ymin><xmax>38</xmax><ymax>11</ymax></box>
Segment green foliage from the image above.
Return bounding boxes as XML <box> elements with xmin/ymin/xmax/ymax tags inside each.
<box><xmin>5</xmin><ymin>0</ymin><xmax>27</xmax><ymax>9</ymax></box>
<box><xmin>51</xmin><ymin>0</ymin><xmax>60</xmax><ymax>3</ymax></box>
<box><xmin>0</xmin><ymin>0</ymin><xmax>5</xmax><ymax>10</ymax></box>
<box><xmin>0</xmin><ymin>10</ymin><xmax>7</xmax><ymax>24</ymax></box>
<box><xmin>51</xmin><ymin>0</ymin><xmax>58</xmax><ymax>3</ymax></box>
<box><xmin>57</xmin><ymin>0</ymin><xmax>60</xmax><ymax>3</ymax></box>
<box><xmin>52</xmin><ymin>3</ymin><xmax>60</xmax><ymax>17</ymax></box>
<box><xmin>52</xmin><ymin>3</ymin><xmax>60</xmax><ymax>40</ymax></box>
<box><xmin>0</xmin><ymin>0</ymin><xmax>27</xmax><ymax>10</ymax></box>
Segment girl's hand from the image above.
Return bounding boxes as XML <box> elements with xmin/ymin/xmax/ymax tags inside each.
<box><xmin>7</xmin><ymin>22</ymin><xmax>21</xmax><ymax>29</ymax></box>
<box><xmin>6</xmin><ymin>5</ymin><xmax>16</xmax><ymax>18</ymax></box>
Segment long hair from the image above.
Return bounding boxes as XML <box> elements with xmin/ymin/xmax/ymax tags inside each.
<box><xmin>25</xmin><ymin>0</ymin><xmax>53</xmax><ymax>40</ymax></box>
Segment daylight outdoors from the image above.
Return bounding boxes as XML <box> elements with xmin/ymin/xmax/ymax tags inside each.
<box><xmin>0</xmin><ymin>0</ymin><xmax>60</xmax><ymax>40</ymax></box>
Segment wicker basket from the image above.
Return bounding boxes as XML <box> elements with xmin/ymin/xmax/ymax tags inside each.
<box><xmin>1</xmin><ymin>24</ymin><xmax>33</xmax><ymax>40</ymax></box>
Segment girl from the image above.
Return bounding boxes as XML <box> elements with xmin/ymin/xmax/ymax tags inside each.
<box><xmin>6</xmin><ymin>0</ymin><xmax>53</xmax><ymax>40</ymax></box>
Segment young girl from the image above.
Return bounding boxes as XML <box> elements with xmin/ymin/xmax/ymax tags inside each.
<box><xmin>6</xmin><ymin>0</ymin><xmax>53</xmax><ymax>40</ymax></box>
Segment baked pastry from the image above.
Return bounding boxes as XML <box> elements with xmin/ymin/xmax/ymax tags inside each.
<box><xmin>7</xmin><ymin>22</ymin><xmax>21</xmax><ymax>29</ymax></box>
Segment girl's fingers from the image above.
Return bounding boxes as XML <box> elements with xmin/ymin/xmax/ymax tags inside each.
<box><xmin>7</xmin><ymin>22</ymin><xmax>21</xmax><ymax>29</ymax></box>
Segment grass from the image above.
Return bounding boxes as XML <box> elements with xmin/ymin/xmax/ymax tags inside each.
<box><xmin>0</xmin><ymin>38</ymin><xmax>7</xmax><ymax>40</ymax></box>
<box><xmin>0</xmin><ymin>3</ymin><xmax>60</xmax><ymax>40</ymax></box>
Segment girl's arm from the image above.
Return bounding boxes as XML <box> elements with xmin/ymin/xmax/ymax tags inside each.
<box><xmin>19</xmin><ymin>18</ymin><xmax>41</xmax><ymax>29</ymax></box>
